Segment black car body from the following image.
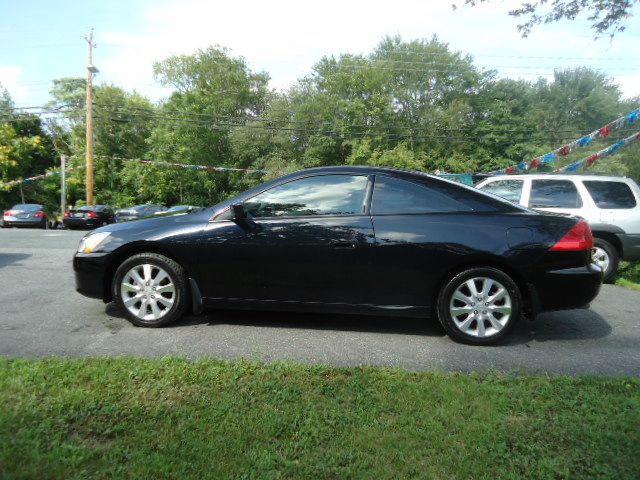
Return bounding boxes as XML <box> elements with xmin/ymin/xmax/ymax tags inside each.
<box><xmin>3</xmin><ymin>204</ymin><xmax>50</xmax><ymax>228</ymax></box>
<box><xmin>114</xmin><ymin>204</ymin><xmax>165</xmax><ymax>223</ymax></box>
<box><xmin>74</xmin><ymin>166</ymin><xmax>602</xmax><ymax>345</ymax></box>
<box><xmin>63</xmin><ymin>205</ymin><xmax>115</xmax><ymax>229</ymax></box>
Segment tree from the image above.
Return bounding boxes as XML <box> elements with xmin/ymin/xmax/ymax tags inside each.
<box><xmin>0</xmin><ymin>86</ymin><xmax>58</xmax><ymax>210</ymax></box>
<box><xmin>46</xmin><ymin>79</ymin><xmax>156</xmax><ymax>206</ymax></box>
<box><xmin>143</xmin><ymin>47</ymin><xmax>271</xmax><ymax>203</ymax></box>
<box><xmin>456</xmin><ymin>0</ymin><xmax>639</xmax><ymax>37</ymax></box>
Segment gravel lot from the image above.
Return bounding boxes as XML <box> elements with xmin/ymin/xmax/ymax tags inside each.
<box><xmin>1</xmin><ymin>227</ymin><xmax>639</xmax><ymax>375</ymax></box>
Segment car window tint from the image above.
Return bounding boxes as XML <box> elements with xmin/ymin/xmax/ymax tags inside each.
<box><xmin>245</xmin><ymin>175</ymin><xmax>368</xmax><ymax>218</ymax></box>
<box><xmin>371</xmin><ymin>175</ymin><xmax>475</xmax><ymax>214</ymax></box>
<box><xmin>583</xmin><ymin>181</ymin><xmax>637</xmax><ymax>209</ymax></box>
<box><xmin>479</xmin><ymin>180</ymin><xmax>523</xmax><ymax>203</ymax></box>
<box><xmin>529</xmin><ymin>180</ymin><xmax>582</xmax><ymax>208</ymax></box>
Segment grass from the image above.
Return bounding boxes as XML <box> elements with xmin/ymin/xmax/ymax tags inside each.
<box><xmin>616</xmin><ymin>261</ymin><xmax>640</xmax><ymax>291</ymax></box>
<box><xmin>1</xmin><ymin>358</ymin><xmax>639</xmax><ymax>480</ymax></box>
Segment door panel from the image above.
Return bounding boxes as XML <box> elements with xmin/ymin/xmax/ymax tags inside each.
<box><xmin>198</xmin><ymin>216</ymin><xmax>375</xmax><ymax>304</ymax></box>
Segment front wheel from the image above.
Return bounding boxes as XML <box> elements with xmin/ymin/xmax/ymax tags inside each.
<box><xmin>436</xmin><ymin>267</ymin><xmax>521</xmax><ymax>345</ymax></box>
<box><xmin>112</xmin><ymin>253</ymin><xmax>189</xmax><ymax>327</ymax></box>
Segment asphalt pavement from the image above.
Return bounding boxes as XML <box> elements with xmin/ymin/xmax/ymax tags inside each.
<box><xmin>1</xmin><ymin>227</ymin><xmax>639</xmax><ymax>375</ymax></box>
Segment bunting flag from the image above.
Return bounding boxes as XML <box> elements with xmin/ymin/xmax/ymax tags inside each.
<box><xmin>554</xmin><ymin>130</ymin><xmax>640</xmax><ymax>173</ymax></box>
<box><xmin>491</xmin><ymin>107</ymin><xmax>640</xmax><ymax>174</ymax></box>
<box><xmin>1</xmin><ymin>169</ymin><xmax>65</xmax><ymax>190</ymax></box>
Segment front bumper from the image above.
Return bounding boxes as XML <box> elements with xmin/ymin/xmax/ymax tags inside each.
<box><xmin>530</xmin><ymin>263</ymin><xmax>602</xmax><ymax>314</ymax></box>
<box><xmin>619</xmin><ymin>233</ymin><xmax>640</xmax><ymax>261</ymax></box>
<box><xmin>73</xmin><ymin>252</ymin><xmax>111</xmax><ymax>300</ymax></box>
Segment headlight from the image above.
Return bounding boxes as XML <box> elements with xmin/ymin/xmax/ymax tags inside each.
<box><xmin>77</xmin><ymin>232</ymin><xmax>111</xmax><ymax>253</ymax></box>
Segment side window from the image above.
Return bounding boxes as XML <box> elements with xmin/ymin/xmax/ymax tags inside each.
<box><xmin>371</xmin><ymin>175</ymin><xmax>475</xmax><ymax>215</ymax></box>
<box><xmin>479</xmin><ymin>180</ymin><xmax>523</xmax><ymax>203</ymax></box>
<box><xmin>245</xmin><ymin>175</ymin><xmax>368</xmax><ymax>218</ymax></box>
<box><xmin>583</xmin><ymin>181</ymin><xmax>637</xmax><ymax>209</ymax></box>
<box><xmin>529</xmin><ymin>180</ymin><xmax>582</xmax><ymax>208</ymax></box>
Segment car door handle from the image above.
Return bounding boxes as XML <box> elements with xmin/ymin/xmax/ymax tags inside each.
<box><xmin>330</xmin><ymin>240</ymin><xmax>357</xmax><ymax>249</ymax></box>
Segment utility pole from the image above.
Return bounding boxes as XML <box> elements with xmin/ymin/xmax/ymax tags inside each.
<box><xmin>60</xmin><ymin>155</ymin><xmax>67</xmax><ymax>217</ymax></box>
<box><xmin>85</xmin><ymin>29</ymin><xmax>98</xmax><ymax>206</ymax></box>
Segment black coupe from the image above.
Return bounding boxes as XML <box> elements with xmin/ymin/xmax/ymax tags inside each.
<box><xmin>73</xmin><ymin>166</ymin><xmax>602</xmax><ymax>345</ymax></box>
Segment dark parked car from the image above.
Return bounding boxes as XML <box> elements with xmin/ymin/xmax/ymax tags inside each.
<box><xmin>154</xmin><ymin>205</ymin><xmax>201</xmax><ymax>216</ymax></box>
<box><xmin>74</xmin><ymin>166</ymin><xmax>602</xmax><ymax>345</ymax></box>
<box><xmin>3</xmin><ymin>204</ymin><xmax>52</xmax><ymax>228</ymax></box>
<box><xmin>63</xmin><ymin>205</ymin><xmax>115</xmax><ymax>229</ymax></box>
<box><xmin>114</xmin><ymin>204</ymin><xmax>165</xmax><ymax>223</ymax></box>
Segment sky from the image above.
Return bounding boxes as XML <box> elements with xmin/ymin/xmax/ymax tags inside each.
<box><xmin>1</xmin><ymin>0</ymin><xmax>639</xmax><ymax>108</ymax></box>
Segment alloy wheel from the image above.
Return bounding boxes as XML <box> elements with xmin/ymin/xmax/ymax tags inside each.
<box><xmin>592</xmin><ymin>246</ymin><xmax>610</xmax><ymax>273</ymax></box>
<box><xmin>120</xmin><ymin>263</ymin><xmax>176</xmax><ymax>321</ymax></box>
<box><xmin>448</xmin><ymin>277</ymin><xmax>512</xmax><ymax>338</ymax></box>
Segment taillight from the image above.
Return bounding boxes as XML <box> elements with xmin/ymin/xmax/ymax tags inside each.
<box><xmin>34</xmin><ymin>211</ymin><xmax>45</xmax><ymax>218</ymax></box>
<box><xmin>550</xmin><ymin>220</ymin><xmax>593</xmax><ymax>251</ymax></box>
<box><xmin>88</xmin><ymin>210</ymin><xmax>97</xmax><ymax>218</ymax></box>
<box><xmin>64</xmin><ymin>212</ymin><xmax>70</xmax><ymax>217</ymax></box>
<box><xmin>3</xmin><ymin>210</ymin><xmax>14</xmax><ymax>216</ymax></box>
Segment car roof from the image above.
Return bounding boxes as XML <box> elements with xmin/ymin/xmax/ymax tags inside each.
<box><xmin>284</xmin><ymin>165</ymin><xmax>432</xmax><ymax>176</ymax></box>
<box><xmin>480</xmin><ymin>174</ymin><xmax>632</xmax><ymax>182</ymax></box>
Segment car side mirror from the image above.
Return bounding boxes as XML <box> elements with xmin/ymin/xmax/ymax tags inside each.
<box><xmin>231</xmin><ymin>203</ymin><xmax>248</xmax><ymax>220</ymax></box>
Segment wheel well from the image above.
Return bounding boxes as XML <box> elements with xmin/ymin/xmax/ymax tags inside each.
<box><xmin>102</xmin><ymin>242</ymin><xmax>189</xmax><ymax>302</ymax></box>
<box><xmin>591</xmin><ymin>231</ymin><xmax>622</xmax><ymax>258</ymax></box>
<box><xmin>431</xmin><ymin>260</ymin><xmax>532</xmax><ymax>316</ymax></box>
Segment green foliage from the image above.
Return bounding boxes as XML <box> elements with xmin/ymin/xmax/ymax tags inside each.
<box><xmin>0</xmin><ymin>88</ymin><xmax>58</xmax><ymax>209</ymax></box>
<box><xmin>616</xmin><ymin>261</ymin><xmax>640</xmax><ymax>291</ymax></box>
<box><xmin>1</xmin><ymin>39</ymin><xmax>638</xmax><ymax>211</ymax></box>
<box><xmin>458</xmin><ymin>0</ymin><xmax>640</xmax><ymax>38</ymax></box>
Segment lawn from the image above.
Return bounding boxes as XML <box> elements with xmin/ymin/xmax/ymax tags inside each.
<box><xmin>1</xmin><ymin>358</ymin><xmax>639</xmax><ymax>480</ymax></box>
<box><xmin>616</xmin><ymin>261</ymin><xmax>640</xmax><ymax>291</ymax></box>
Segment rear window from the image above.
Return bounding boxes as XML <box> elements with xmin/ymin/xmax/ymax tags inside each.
<box><xmin>77</xmin><ymin>206</ymin><xmax>95</xmax><ymax>211</ymax></box>
<box><xmin>583</xmin><ymin>181</ymin><xmax>637</xmax><ymax>209</ymax></box>
<box><xmin>529</xmin><ymin>180</ymin><xmax>582</xmax><ymax>209</ymax></box>
<box><xmin>371</xmin><ymin>175</ymin><xmax>497</xmax><ymax>215</ymax></box>
<box><xmin>13</xmin><ymin>204</ymin><xmax>42</xmax><ymax>211</ymax></box>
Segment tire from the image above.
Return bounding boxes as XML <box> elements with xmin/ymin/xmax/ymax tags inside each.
<box><xmin>112</xmin><ymin>253</ymin><xmax>189</xmax><ymax>327</ymax></box>
<box><xmin>436</xmin><ymin>267</ymin><xmax>522</xmax><ymax>346</ymax></box>
<box><xmin>592</xmin><ymin>238</ymin><xmax>618</xmax><ymax>283</ymax></box>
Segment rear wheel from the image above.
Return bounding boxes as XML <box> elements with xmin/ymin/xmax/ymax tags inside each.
<box><xmin>592</xmin><ymin>238</ymin><xmax>618</xmax><ymax>283</ymax></box>
<box><xmin>437</xmin><ymin>267</ymin><xmax>521</xmax><ymax>345</ymax></box>
<box><xmin>112</xmin><ymin>253</ymin><xmax>189</xmax><ymax>327</ymax></box>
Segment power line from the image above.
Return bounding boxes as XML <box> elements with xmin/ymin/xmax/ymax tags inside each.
<box><xmin>94</xmin><ymin>102</ymin><xmax>640</xmax><ymax>136</ymax></box>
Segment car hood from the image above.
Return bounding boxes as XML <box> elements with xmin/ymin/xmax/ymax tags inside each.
<box><xmin>87</xmin><ymin>208</ymin><xmax>214</xmax><ymax>253</ymax></box>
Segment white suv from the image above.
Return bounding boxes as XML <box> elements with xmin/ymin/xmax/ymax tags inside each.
<box><xmin>476</xmin><ymin>174</ymin><xmax>640</xmax><ymax>281</ymax></box>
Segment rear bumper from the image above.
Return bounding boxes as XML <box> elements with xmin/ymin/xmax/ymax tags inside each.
<box><xmin>530</xmin><ymin>264</ymin><xmax>602</xmax><ymax>314</ymax></box>
<box><xmin>73</xmin><ymin>252</ymin><xmax>111</xmax><ymax>300</ymax></box>
<box><xmin>64</xmin><ymin>218</ymin><xmax>101</xmax><ymax>229</ymax></box>
<box><xmin>619</xmin><ymin>233</ymin><xmax>640</xmax><ymax>261</ymax></box>
<box><xmin>2</xmin><ymin>218</ymin><xmax>43</xmax><ymax>227</ymax></box>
